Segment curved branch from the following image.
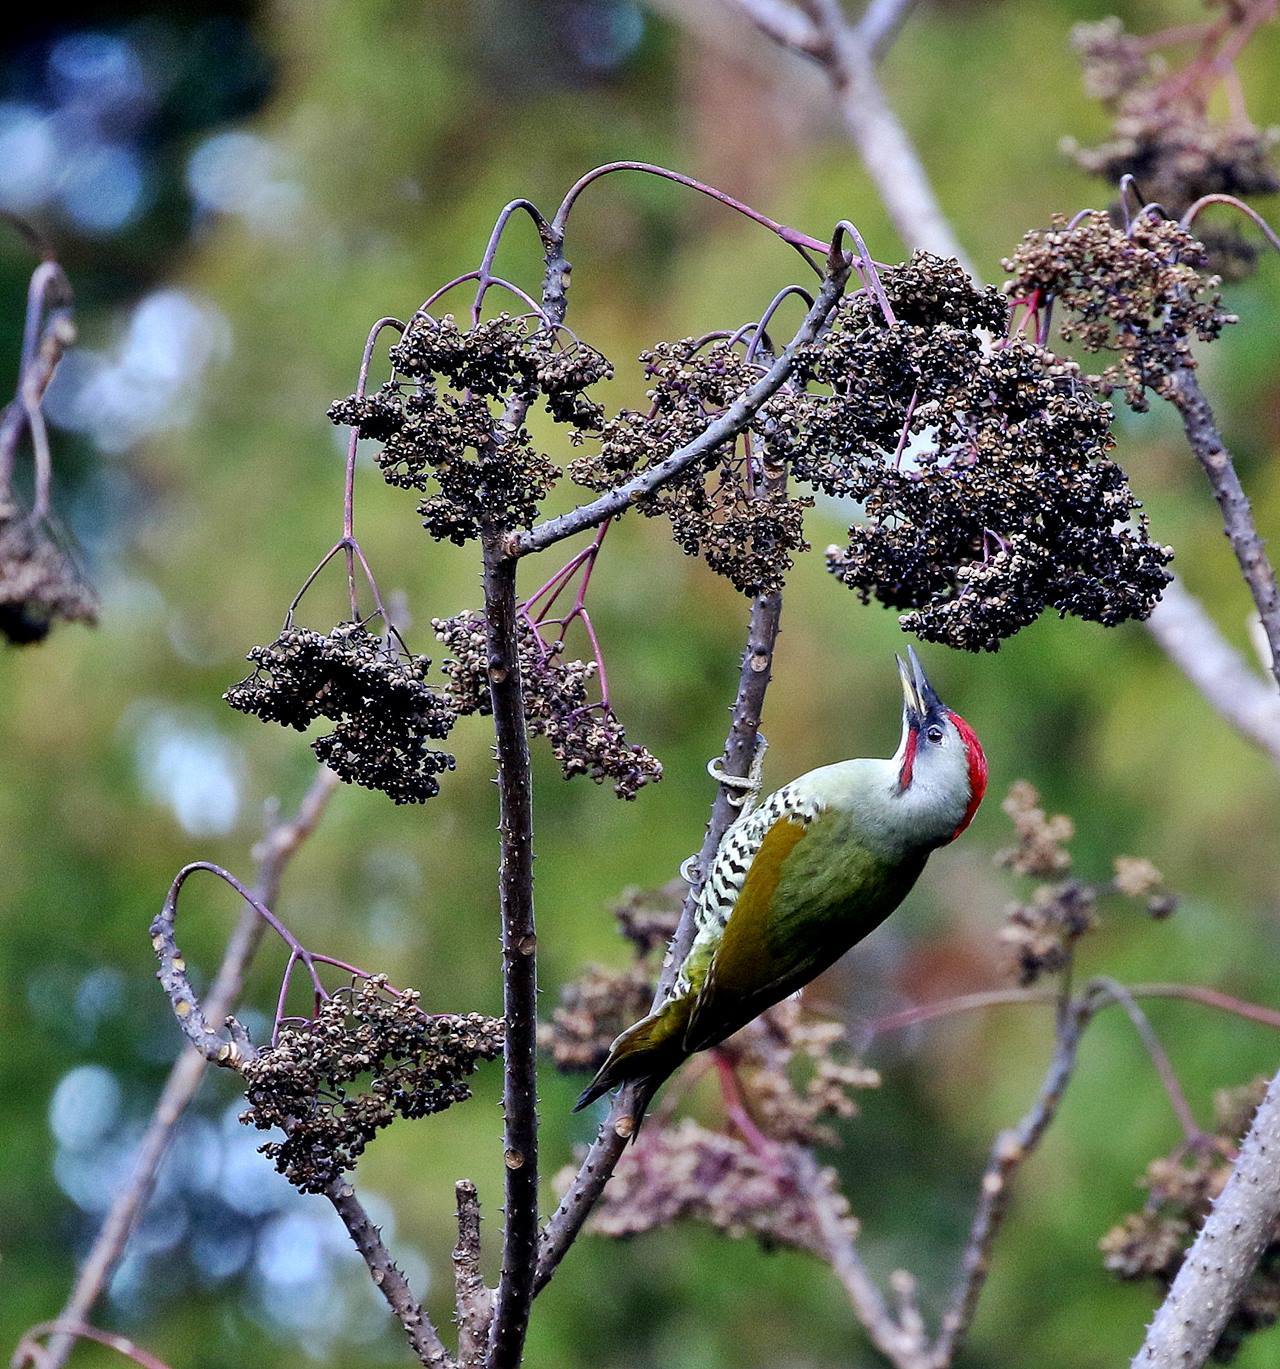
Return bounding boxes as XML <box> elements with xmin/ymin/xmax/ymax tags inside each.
<box><xmin>513</xmin><ymin>256</ymin><xmax>850</xmax><ymax>558</ymax></box>
<box><xmin>1167</xmin><ymin>367</ymin><xmax>1280</xmax><ymax>688</ymax></box>
<box><xmin>34</xmin><ymin>771</ymin><xmax>339</xmax><ymax>1369</ymax></box>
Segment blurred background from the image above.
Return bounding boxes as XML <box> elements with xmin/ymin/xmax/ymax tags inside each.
<box><xmin>1</xmin><ymin>1</ymin><xmax>1279</xmax><ymax>1365</ymax></box>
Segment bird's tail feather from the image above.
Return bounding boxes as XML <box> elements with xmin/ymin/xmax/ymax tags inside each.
<box><xmin>573</xmin><ymin>998</ymin><xmax>690</xmax><ymax>1129</ymax></box>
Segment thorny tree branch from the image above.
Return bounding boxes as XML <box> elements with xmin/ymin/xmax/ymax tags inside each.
<box><xmin>453</xmin><ymin>1182</ymin><xmax>493</xmax><ymax>1369</ymax></box>
<box><xmin>327</xmin><ymin>1179</ymin><xmax>453</xmax><ymax>1369</ymax></box>
<box><xmin>1133</xmin><ymin>1070</ymin><xmax>1280</xmax><ymax>1369</ymax></box>
<box><xmin>31</xmin><ymin>768</ymin><xmax>340</xmax><ymax>1369</ymax></box>
<box><xmin>534</xmin><ymin>458</ymin><xmax>790</xmax><ymax>1294</ymax></box>
<box><xmin>477</xmin><ymin>214</ymin><xmax>576</xmax><ymax>1369</ymax></box>
<box><xmin>481</xmin><ymin>536</ymin><xmax>542</xmax><ymax>1369</ymax></box>
<box><xmin>1166</xmin><ymin>365</ymin><xmax>1280</xmax><ymax>689</ymax></box>
<box><xmin>147</xmin><ymin>818</ymin><xmax>454</xmax><ymax>1367</ymax></box>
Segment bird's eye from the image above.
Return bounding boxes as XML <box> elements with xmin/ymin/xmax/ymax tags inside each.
<box><xmin>926</xmin><ymin>725</ymin><xmax>945</xmax><ymax>744</ymax></box>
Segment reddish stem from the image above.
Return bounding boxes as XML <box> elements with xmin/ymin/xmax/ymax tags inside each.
<box><xmin>550</xmin><ymin>161</ymin><xmax>835</xmax><ymax>275</ymax></box>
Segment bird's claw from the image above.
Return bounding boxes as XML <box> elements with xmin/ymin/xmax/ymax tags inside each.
<box><xmin>707</xmin><ymin>733</ymin><xmax>769</xmax><ymax>811</ymax></box>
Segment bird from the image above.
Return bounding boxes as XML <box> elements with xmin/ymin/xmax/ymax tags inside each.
<box><xmin>574</xmin><ymin>646</ymin><xmax>987</xmax><ymax>1128</ymax></box>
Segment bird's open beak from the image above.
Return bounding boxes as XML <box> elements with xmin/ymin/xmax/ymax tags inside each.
<box><xmin>896</xmin><ymin>645</ymin><xmax>944</xmax><ymax>729</ymax></box>
<box><xmin>896</xmin><ymin>652</ymin><xmax>923</xmax><ymax>728</ymax></box>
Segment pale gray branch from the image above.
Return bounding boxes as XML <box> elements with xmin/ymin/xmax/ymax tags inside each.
<box><xmin>1145</xmin><ymin>579</ymin><xmax>1280</xmax><ymax>767</ymax></box>
<box><xmin>1132</xmin><ymin>1070</ymin><xmax>1280</xmax><ymax>1368</ymax></box>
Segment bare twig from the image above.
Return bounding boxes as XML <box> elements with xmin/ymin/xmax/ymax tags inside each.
<box><xmin>534</xmin><ymin>533</ymin><xmax>788</xmax><ymax>1295</ymax></box>
<box><xmin>1132</xmin><ymin>1069</ymin><xmax>1280</xmax><ymax>1368</ymax></box>
<box><xmin>453</xmin><ymin>1182</ymin><xmax>492</xmax><ymax>1369</ymax></box>
<box><xmin>855</xmin><ymin>0</ymin><xmax>919</xmax><ymax>60</ymax></box>
<box><xmin>1166</xmin><ymin>366</ymin><xmax>1280</xmax><ymax>688</ymax></box>
<box><xmin>12</xmin><ymin>1321</ymin><xmax>172</xmax><ymax>1369</ymax></box>
<box><xmin>726</xmin><ymin>0</ymin><xmax>971</xmax><ymax>267</ymax></box>
<box><xmin>865</xmin><ymin>980</ymin><xmax>1280</xmax><ymax>1040</ymax></box>
<box><xmin>0</xmin><ymin>259</ymin><xmax>75</xmax><ymax>506</ymax></box>
<box><xmin>1091</xmin><ymin>978</ymin><xmax>1203</xmax><ymax>1144</ymax></box>
<box><xmin>33</xmin><ymin>770</ymin><xmax>340</xmax><ymax>1369</ymax></box>
<box><xmin>326</xmin><ymin>1179</ymin><xmax>453</xmax><ymax>1369</ymax></box>
<box><xmin>792</xmin><ymin>1148</ymin><xmax>930</xmax><ymax>1369</ymax></box>
<box><xmin>933</xmin><ymin>991</ymin><xmax>1093</xmax><ymax>1365</ymax></box>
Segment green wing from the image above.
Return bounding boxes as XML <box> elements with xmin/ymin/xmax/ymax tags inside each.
<box><xmin>684</xmin><ymin>807</ymin><xmax>926</xmax><ymax>1053</ymax></box>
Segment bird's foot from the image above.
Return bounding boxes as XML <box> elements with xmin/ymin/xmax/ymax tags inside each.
<box><xmin>707</xmin><ymin>731</ymin><xmax>769</xmax><ymax>814</ymax></box>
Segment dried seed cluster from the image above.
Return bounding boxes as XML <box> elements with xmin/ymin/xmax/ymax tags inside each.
<box><xmin>1101</xmin><ymin>1078</ymin><xmax>1277</xmax><ymax>1361</ymax></box>
<box><xmin>570</xmin><ymin>340</ymin><xmax>810</xmax><ymax>596</ymax></box>
<box><xmin>790</xmin><ymin>254</ymin><xmax>1169</xmax><ymax>650</ymax></box>
<box><xmin>730</xmin><ymin>997</ymin><xmax>880</xmax><ymax>1147</ymax></box>
<box><xmin>328</xmin><ymin>314</ymin><xmax>611</xmax><ymax>544</ymax></box>
<box><xmin>241</xmin><ymin>976</ymin><xmax>503</xmax><ymax>1193</ymax></box>
<box><xmin>541</xmin><ymin>882</ymin><xmax>683</xmax><ymax>1073</ymax></box>
<box><xmin>433</xmin><ymin>609</ymin><xmax>661</xmax><ymax>799</ymax></box>
<box><xmin>539</xmin><ymin>964</ymin><xmax>655</xmax><ymax>1074</ymax></box>
<box><xmin>1003</xmin><ymin>212</ymin><xmax>1235</xmax><ymax>411</ymax></box>
<box><xmin>997</xmin><ymin>782</ymin><xmax>1177</xmax><ymax>985</ymax></box>
<box><xmin>577</xmin><ymin>1118</ymin><xmax>851</xmax><ymax>1256</ymax></box>
<box><xmin>1066</xmin><ymin>17</ymin><xmax>1280</xmax><ymax>278</ymax></box>
<box><xmin>611</xmin><ymin>879</ymin><xmax>684</xmax><ymax>955</ymax></box>
<box><xmin>225</xmin><ymin>623</ymin><xmax>457</xmax><ymax>803</ymax></box>
<box><xmin>0</xmin><ymin>510</ymin><xmax>96</xmax><ymax>645</ymax></box>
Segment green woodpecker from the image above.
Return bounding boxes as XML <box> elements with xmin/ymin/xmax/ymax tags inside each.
<box><xmin>575</xmin><ymin>647</ymin><xmax>987</xmax><ymax>1122</ymax></box>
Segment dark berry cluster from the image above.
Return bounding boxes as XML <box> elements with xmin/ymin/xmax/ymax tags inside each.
<box><xmin>225</xmin><ymin>623</ymin><xmax>457</xmax><ymax>803</ymax></box>
<box><xmin>328</xmin><ymin>314</ymin><xmax>610</xmax><ymax>544</ymax></box>
<box><xmin>1066</xmin><ymin>17</ymin><xmax>1279</xmax><ymax>278</ymax></box>
<box><xmin>1101</xmin><ymin>1078</ymin><xmax>1278</xmax><ymax>1362</ymax></box>
<box><xmin>570</xmin><ymin>341</ymin><xmax>810</xmax><ymax>596</ymax></box>
<box><xmin>433</xmin><ymin>610</ymin><xmax>661</xmax><ymax>799</ymax></box>
<box><xmin>0</xmin><ymin>509</ymin><xmax>97</xmax><ymax>646</ymax></box>
<box><xmin>997</xmin><ymin>782</ymin><xmax>1177</xmax><ymax>985</ymax></box>
<box><xmin>240</xmin><ymin>976</ymin><xmax>502</xmax><ymax>1193</ymax></box>
<box><xmin>784</xmin><ymin>253</ymin><xmax>1169</xmax><ymax>650</ymax></box>
<box><xmin>581</xmin><ymin>1117</ymin><xmax>849</xmax><ymax>1256</ymax></box>
<box><xmin>1003</xmin><ymin>212</ymin><xmax>1235</xmax><ymax>410</ymax></box>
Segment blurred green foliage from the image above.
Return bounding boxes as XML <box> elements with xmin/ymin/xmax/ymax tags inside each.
<box><xmin>2</xmin><ymin>1</ymin><xmax>1280</xmax><ymax>1366</ymax></box>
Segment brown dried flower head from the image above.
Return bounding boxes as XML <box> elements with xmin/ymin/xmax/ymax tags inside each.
<box><xmin>433</xmin><ymin>609</ymin><xmax>660</xmax><ymax>799</ymax></box>
<box><xmin>576</xmin><ymin>1118</ymin><xmax>853</xmax><ymax>1257</ymax></box>
<box><xmin>1003</xmin><ymin>211</ymin><xmax>1235</xmax><ymax>410</ymax></box>
<box><xmin>225</xmin><ymin>622</ymin><xmax>457</xmax><ymax>803</ymax></box>
<box><xmin>241</xmin><ymin>976</ymin><xmax>502</xmax><ymax>1193</ymax></box>
<box><xmin>0</xmin><ymin>508</ymin><xmax>97</xmax><ymax>646</ymax></box>
<box><xmin>1066</xmin><ymin>16</ymin><xmax>1280</xmax><ymax>279</ymax></box>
